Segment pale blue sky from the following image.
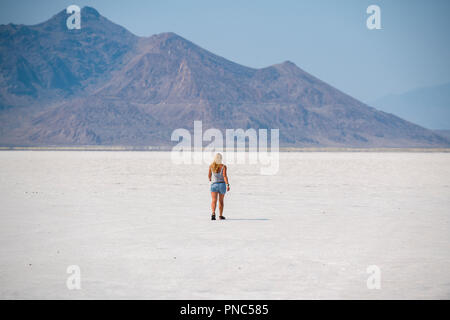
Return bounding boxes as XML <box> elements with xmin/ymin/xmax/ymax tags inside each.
<box><xmin>1</xmin><ymin>0</ymin><xmax>449</xmax><ymax>103</ymax></box>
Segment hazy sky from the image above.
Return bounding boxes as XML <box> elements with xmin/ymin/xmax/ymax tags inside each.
<box><xmin>1</xmin><ymin>0</ymin><xmax>449</xmax><ymax>103</ymax></box>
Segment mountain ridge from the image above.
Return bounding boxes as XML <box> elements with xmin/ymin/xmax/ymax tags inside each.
<box><xmin>371</xmin><ymin>82</ymin><xmax>450</xmax><ymax>130</ymax></box>
<box><xmin>0</xmin><ymin>6</ymin><xmax>448</xmax><ymax>147</ymax></box>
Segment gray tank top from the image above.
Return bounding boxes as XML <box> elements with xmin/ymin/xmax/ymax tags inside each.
<box><xmin>211</xmin><ymin>165</ymin><xmax>225</xmax><ymax>184</ymax></box>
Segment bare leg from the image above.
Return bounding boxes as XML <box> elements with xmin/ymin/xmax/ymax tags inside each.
<box><xmin>211</xmin><ymin>192</ymin><xmax>218</xmax><ymax>214</ymax></box>
<box><xmin>218</xmin><ymin>193</ymin><xmax>225</xmax><ymax>216</ymax></box>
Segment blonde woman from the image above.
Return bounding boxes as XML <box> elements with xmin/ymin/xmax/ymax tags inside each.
<box><xmin>208</xmin><ymin>153</ymin><xmax>230</xmax><ymax>220</ymax></box>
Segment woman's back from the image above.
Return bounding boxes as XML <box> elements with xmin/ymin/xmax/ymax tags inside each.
<box><xmin>211</xmin><ymin>165</ymin><xmax>225</xmax><ymax>183</ymax></box>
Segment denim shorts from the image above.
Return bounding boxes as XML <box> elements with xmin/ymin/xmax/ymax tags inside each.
<box><xmin>211</xmin><ymin>182</ymin><xmax>226</xmax><ymax>194</ymax></box>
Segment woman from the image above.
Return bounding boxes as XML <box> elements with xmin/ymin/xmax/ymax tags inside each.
<box><xmin>208</xmin><ymin>153</ymin><xmax>230</xmax><ymax>220</ymax></box>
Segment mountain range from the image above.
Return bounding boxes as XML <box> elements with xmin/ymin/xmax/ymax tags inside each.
<box><xmin>0</xmin><ymin>6</ymin><xmax>448</xmax><ymax>147</ymax></box>
<box><xmin>371</xmin><ymin>82</ymin><xmax>450</xmax><ymax>130</ymax></box>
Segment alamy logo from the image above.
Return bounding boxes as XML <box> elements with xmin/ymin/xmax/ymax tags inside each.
<box><xmin>366</xmin><ymin>265</ymin><xmax>381</xmax><ymax>289</ymax></box>
<box><xmin>66</xmin><ymin>265</ymin><xmax>81</xmax><ymax>290</ymax></box>
<box><xmin>171</xmin><ymin>121</ymin><xmax>279</xmax><ymax>175</ymax></box>
<box><xmin>66</xmin><ymin>5</ymin><xmax>81</xmax><ymax>30</ymax></box>
<box><xmin>366</xmin><ymin>5</ymin><xmax>381</xmax><ymax>30</ymax></box>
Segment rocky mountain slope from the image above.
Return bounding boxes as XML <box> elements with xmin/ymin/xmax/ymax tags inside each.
<box><xmin>0</xmin><ymin>6</ymin><xmax>448</xmax><ymax>147</ymax></box>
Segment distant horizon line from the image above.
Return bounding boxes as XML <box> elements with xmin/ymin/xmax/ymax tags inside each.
<box><xmin>1</xmin><ymin>146</ymin><xmax>450</xmax><ymax>153</ymax></box>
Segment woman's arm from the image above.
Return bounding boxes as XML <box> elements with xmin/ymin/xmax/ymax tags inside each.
<box><xmin>208</xmin><ymin>166</ymin><xmax>212</xmax><ymax>181</ymax></box>
<box><xmin>223</xmin><ymin>165</ymin><xmax>230</xmax><ymax>191</ymax></box>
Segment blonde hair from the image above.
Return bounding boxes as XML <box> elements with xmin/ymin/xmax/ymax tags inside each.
<box><xmin>210</xmin><ymin>153</ymin><xmax>223</xmax><ymax>173</ymax></box>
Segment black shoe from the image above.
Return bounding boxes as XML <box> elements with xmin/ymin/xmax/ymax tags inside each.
<box><xmin>211</xmin><ymin>214</ymin><xmax>216</xmax><ymax>220</ymax></box>
<box><xmin>219</xmin><ymin>216</ymin><xmax>226</xmax><ymax>220</ymax></box>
